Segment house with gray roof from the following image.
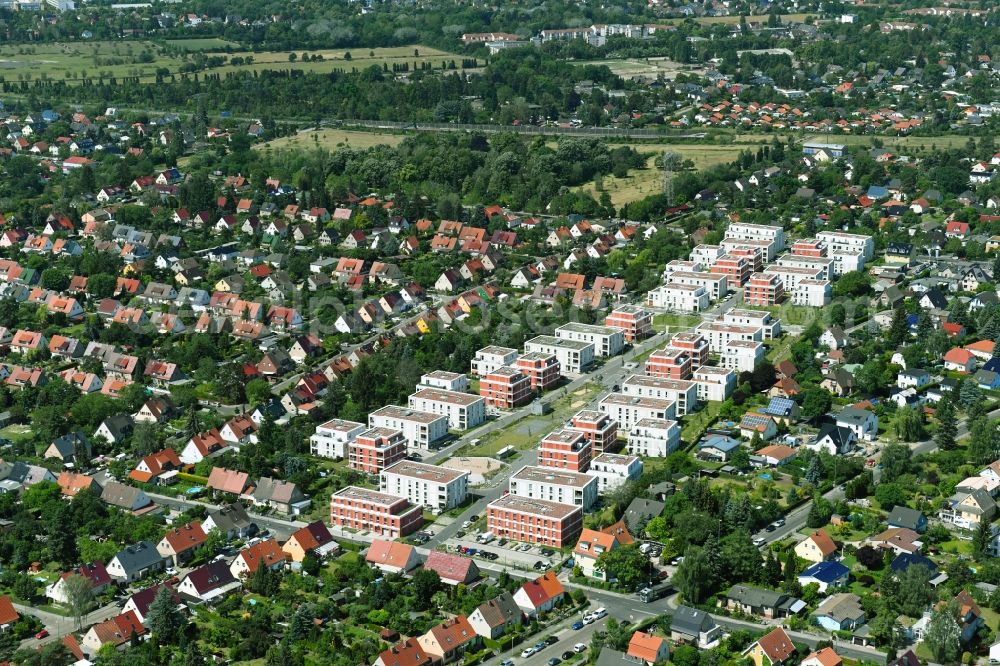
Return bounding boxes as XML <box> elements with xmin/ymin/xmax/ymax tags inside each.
<box><xmin>670</xmin><ymin>605</ymin><xmax>721</xmax><ymax>648</ymax></box>
<box><xmin>813</xmin><ymin>593</ymin><xmax>866</xmax><ymax>631</ymax></box>
<box><xmin>724</xmin><ymin>585</ymin><xmax>805</xmax><ymax>619</ymax></box>
<box><xmin>888</xmin><ymin>506</ymin><xmax>927</xmax><ymax>533</ymax></box>
<box><xmin>203</xmin><ymin>503</ymin><xmax>258</xmax><ymax>539</ymax></box>
<box><xmin>106</xmin><ymin>540</ymin><xmax>165</xmax><ymax>582</ymax></box>
<box><xmin>467</xmin><ymin>591</ymin><xmax>523</xmax><ymax>639</ymax></box>
<box><xmin>623</xmin><ymin>498</ymin><xmax>664</xmax><ymax>535</ymax></box>
<box><xmin>252</xmin><ymin>477</ymin><xmax>309</xmax><ymax>515</ymax></box>
<box><xmin>101</xmin><ymin>481</ymin><xmax>153</xmax><ymax>513</ymax></box>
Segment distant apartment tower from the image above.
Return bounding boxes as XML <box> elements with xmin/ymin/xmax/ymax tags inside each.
<box><xmin>569</xmin><ymin>410</ymin><xmax>619</xmax><ymax>454</ymax></box>
<box><xmin>604</xmin><ymin>305</ymin><xmax>653</xmax><ymax>343</ymax></box>
<box><xmin>329</xmin><ymin>486</ymin><xmax>423</xmax><ymax>537</ymax></box>
<box><xmin>537</xmin><ymin>429</ymin><xmax>593</xmax><ymax>472</ymax></box>
<box><xmin>380</xmin><ymin>461</ymin><xmax>469</xmax><ymax>512</ymax></box>
<box><xmin>310</xmin><ymin>419</ymin><xmax>365</xmax><ymax>459</ymax></box>
<box><xmin>514</xmin><ymin>352</ymin><xmax>561</xmax><ymax>392</ymax></box>
<box><xmin>368</xmin><ymin>406</ymin><xmax>449</xmax><ymax>450</ymax></box>
<box><xmin>479</xmin><ymin>366</ymin><xmax>533</xmax><ymax>409</ymax></box>
<box><xmin>791</xmin><ymin>279</ymin><xmax>832</xmax><ymax>307</ymax></box>
<box><xmin>349</xmin><ymin>428</ymin><xmax>408</xmax><ymax>475</ymax></box>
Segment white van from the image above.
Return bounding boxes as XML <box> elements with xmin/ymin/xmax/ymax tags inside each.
<box><xmin>477</xmin><ymin>531</ymin><xmax>495</xmax><ymax>544</ymax></box>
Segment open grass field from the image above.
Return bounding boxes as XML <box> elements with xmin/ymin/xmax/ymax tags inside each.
<box><xmin>0</xmin><ymin>40</ymin><xmax>462</xmax><ymax>84</ymax></box>
<box><xmin>254</xmin><ymin>128</ymin><xmax>407</xmax><ymax>153</ymax></box>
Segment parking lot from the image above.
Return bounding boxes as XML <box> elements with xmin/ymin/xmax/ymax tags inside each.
<box><xmin>442</xmin><ymin>535</ymin><xmax>563</xmax><ymax>572</ymax></box>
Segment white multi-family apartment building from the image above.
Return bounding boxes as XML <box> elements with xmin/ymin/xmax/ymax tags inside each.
<box><xmin>380</xmin><ymin>461</ymin><xmax>469</xmax><ymax>512</ymax></box>
<box><xmin>646</xmin><ymin>283</ymin><xmax>710</xmax><ymax>312</ymax></box>
<box><xmin>627</xmin><ymin>418</ymin><xmax>681</xmax><ymax>457</ymax></box>
<box><xmin>471</xmin><ymin>346</ymin><xmax>519</xmax><ymax>377</ymax></box>
<box><xmin>722</xmin><ymin>309</ymin><xmax>781</xmax><ymax>340</ymax></box>
<box><xmin>309</xmin><ymin>418</ymin><xmax>366</xmax><ymax>459</ymax></box>
<box><xmin>524</xmin><ymin>335</ymin><xmax>594</xmax><ymax>373</ymax></box>
<box><xmin>693</xmin><ymin>366</ymin><xmax>737</xmax><ymax>402</ymax></box>
<box><xmin>598</xmin><ymin>393</ymin><xmax>676</xmax><ymax>431</ymax></box>
<box><xmin>720</xmin><ymin>339</ymin><xmax>765</xmax><ymax>373</ymax></box>
<box><xmin>587</xmin><ymin>453</ymin><xmax>643</xmax><ymax>491</ymax></box>
<box><xmin>725</xmin><ymin>222</ymin><xmax>786</xmax><ymax>251</ymax></box>
<box><xmin>763</xmin><ymin>264</ymin><xmax>826</xmax><ymax>291</ymax></box>
<box><xmin>369</xmin><ymin>405</ymin><xmax>450</xmax><ymax>450</ymax></box>
<box><xmin>554</xmin><ymin>323</ymin><xmax>625</xmax><ymax>357</ymax></box>
<box><xmin>418</xmin><ymin>370</ymin><xmax>469</xmax><ymax>393</ymax></box>
<box><xmin>830</xmin><ymin>249</ymin><xmax>866</xmax><ymax>276</ymax></box>
<box><xmin>720</xmin><ymin>237</ymin><xmax>780</xmax><ymax>262</ymax></box>
<box><xmin>408</xmin><ymin>388</ymin><xmax>486</xmax><ymax>430</ymax></box>
<box><xmin>695</xmin><ymin>322</ymin><xmax>764</xmax><ymax>353</ymax></box>
<box><xmin>690</xmin><ymin>244</ymin><xmax>725</xmax><ymax>266</ymax></box>
<box><xmin>792</xmin><ymin>279</ymin><xmax>832</xmax><ymax>307</ymax></box>
<box><xmin>656</xmin><ymin>271</ymin><xmax>728</xmax><ymax>300</ymax></box>
<box><xmin>509</xmin><ymin>465</ymin><xmax>599</xmax><ymax>510</ymax></box>
<box><xmin>776</xmin><ymin>254</ymin><xmax>834</xmax><ymax>281</ymax></box>
<box><xmin>816</xmin><ymin>231</ymin><xmax>874</xmax><ymax>260</ymax></box>
<box><xmin>662</xmin><ymin>260</ymin><xmax>703</xmax><ymax>277</ymax></box>
<box><xmin>620</xmin><ymin>375</ymin><xmax>698</xmax><ymax>415</ymax></box>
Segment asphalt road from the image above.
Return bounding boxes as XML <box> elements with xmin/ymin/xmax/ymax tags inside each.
<box><xmin>145</xmin><ymin>491</ymin><xmax>305</xmax><ymax>542</ymax></box>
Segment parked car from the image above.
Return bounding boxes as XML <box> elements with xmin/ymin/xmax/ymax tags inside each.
<box><xmin>547</xmin><ymin>658</ymin><xmax>561</xmax><ymax>666</ymax></box>
<box><xmin>501</xmin><ymin>660</ymin><xmax>514</xmax><ymax>666</ymax></box>
<box><xmin>562</xmin><ymin>652</ymin><xmax>574</xmax><ymax>660</ymax></box>
<box><xmin>571</xmin><ymin>621</ymin><xmax>584</xmax><ymax>630</ymax></box>
<box><xmin>521</xmin><ymin>648</ymin><xmax>536</xmax><ymax>658</ymax></box>
<box><xmin>574</xmin><ymin>644</ymin><xmax>587</xmax><ymax>653</ymax></box>
<box><xmin>545</xmin><ymin>636</ymin><xmax>559</xmax><ymax>646</ymax></box>
<box><xmin>35</xmin><ymin>630</ymin><xmax>49</xmax><ymax>640</ymax></box>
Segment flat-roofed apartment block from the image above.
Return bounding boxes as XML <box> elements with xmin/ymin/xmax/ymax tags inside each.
<box><xmin>524</xmin><ymin>335</ymin><xmax>594</xmax><ymax>374</ymax></box>
<box><xmin>409</xmin><ymin>388</ymin><xmax>486</xmax><ymax>430</ymax></box>
<box><xmin>587</xmin><ymin>453</ymin><xmax>642</xmax><ymax>491</ymax></box>
<box><xmin>369</xmin><ymin>405</ymin><xmax>449</xmax><ymax>450</ymax></box>
<box><xmin>744</xmin><ymin>272</ymin><xmax>785</xmax><ymax>306</ymax></box>
<box><xmin>721</xmin><ymin>339</ymin><xmax>765</xmax><ymax>373</ymax></box>
<box><xmin>605</xmin><ymin>305</ymin><xmax>653</xmax><ymax>343</ymax></box>
<box><xmin>723</xmin><ymin>309</ymin><xmax>781</xmax><ymax>340</ymax></box>
<box><xmin>627</xmin><ymin>418</ymin><xmax>681</xmax><ymax>457</ymax></box>
<box><xmin>569</xmin><ymin>410</ymin><xmax>618</xmax><ymax>454</ymax></box>
<box><xmin>480</xmin><ymin>366</ymin><xmax>533</xmax><ymax>409</ymax></box>
<box><xmin>709</xmin><ymin>254</ymin><xmax>750</xmax><ymax>287</ymax></box>
<box><xmin>725</xmin><ymin>222</ymin><xmax>786</xmax><ymax>251</ymax></box>
<box><xmin>830</xmin><ymin>249</ymin><xmax>866</xmax><ymax>276</ymax></box>
<box><xmin>776</xmin><ymin>254</ymin><xmax>834</xmax><ymax>281</ymax></box>
<box><xmin>816</xmin><ymin>231</ymin><xmax>874</xmax><ymax>260</ymax></box>
<box><xmin>690</xmin><ymin>244</ymin><xmax>724</xmax><ymax>266</ymax></box>
<box><xmin>791</xmin><ymin>279</ymin><xmax>832</xmax><ymax>307</ymax></box>
<box><xmin>555</xmin><ymin>323</ymin><xmax>624</xmax><ymax>358</ymax></box>
<box><xmin>471</xmin><ymin>346</ymin><xmax>519</xmax><ymax>377</ymax></box>
<box><xmin>486</xmin><ymin>494</ymin><xmax>583</xmax><ymax>546</ymax></box>
<box><xmin>668</xmin><ymin>332</ymin><xmax>709</xmax><ymax>368</ymax></box>
<box><xmin>599</xmin><ymin>393</ymin><xmax>677</xmax><ymax>431</ymax></box>
<box><xmin>721</xmin><ymin>236</ymin><xmax>779</xmax><ymax>262</ymax></box>
<box><xmin>726</xmin><ymin>246</ymin><xmax>765</xmax><ymax>273</ymax></box>
<box><xmin>646</xmin><ymin>282</ymin><xmax>709</xmax><ymax>313</ymax></box>
<box><xmin>349</xmin><ymin>427</ymin><xmax>408</xmax><ymax>475</ymax></box>
<box><xmin>510</xmin><ymin>465</ymin><xmax>598</xmax><ymax>509</ymax></box>
<box><xmin>696</xmin><ymin>322</ymin><xmax>764</xmax><ymax>353</ymax></box>
<box><xmin>419</xmin><ymin>370</ymin><xmax>469</xmax><ymax>393</ymax></box>
<box><xmin>538</xmin><ymin>429</ymin><xmax>592</xmax><ymax>472</ymax></box>
<box><xmin>693</xmin><ymin>366</ymin><xmax>737</xmax><ymax>402</ymax></box>
<box><xmin>310</xmin><ymin>418</ymin><xmax>365</xmax><ymax>459</ymax></box>
<box><xmin>514</xmin><ymin>352</ymin><xmax>561</xmax><ymax>392</ymax></box>
<box><xmin>662</xmin><ymin>259</ymin><xmax>703</xmax><ymax>277</ymax></box>
<box><xmin>380</xmin><ymin>461</ymin><xmax>469</xmax><ymax>512</ymax></box>
<box><xmin>329</xmin><ymin>486</ymin><xmax>423</xmax><ymax>537</ymax></box>
<box><xmin>646</xmin><ymin>347</ymin><xmax>692</xmax><ymax>379</ymax></box>
<box><xmin>791</xmin><ymin>238</ymin><xmax>826</xmax><ymax>257</ymax></box>
<box><xmin>663</xmin><ymin>270</ymin><xmax>728</xmax><ymax>300</ymax></box>
<box><xmin>763</xmin><ymin>264</ymin><xmax>825</xmax><ymax>291</ymax></box>
<box><xmin>621</xmin><ymin>375</ymin><xmax>698</xmax><ymax>415</ymax></box>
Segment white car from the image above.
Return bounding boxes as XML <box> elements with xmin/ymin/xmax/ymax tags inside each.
<box><xmin>574</xmin><ymin>644</ymin><xmax>587</xmax><ymax>653</ymax></box>
<box><xmin>521</xmin><ymin>648</ymin><xmax>536</xmax><ymax>658</ymax></box>
<box><xmin>582</xmin><ymin>614</ymin><xmax>595</xmax><ymax>625</ymax></box>
<box><xmin>752</xmin><ymin>537</ymin><xmax>766</xmax><ymax>547</ymax></box>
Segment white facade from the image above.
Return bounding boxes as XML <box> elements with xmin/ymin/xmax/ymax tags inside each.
<box><xmin>690</xmin><ymin>244</ymin><xmax>724</xmax><ymax>266</ymax></box>
<box><xmin>720</xmin><ymin>237</ymin><xmax>780</xmax><ymax>262</ymax></box>
<box><xmin>696</xmin><ymin>322</ymin><xmax>764</xmax><ymax>353</ymax></box>
<box><xmin>816</xmin><ymin>231</ymin><xmax>874</xmax><ymax>260</ymax></box>
<box><xmin>657</xmin><ymin>271</ymin><xmax>727</xmax><ymax>300</ymax></box>
<box><xmin>509</xmin><ymin>465</ymin><xmax>599</xmax><ymax>510</ymax></box>
<box><xmin>524</xmin><ymin>335</ymin><xmax>595</xmax><ymax>373</ymax></box>
<box><xmin>693</xmin><ymin>366</ymin><xmax>737</xmax><ymax>402</ymax></box>
<box><xmin>621</xmin><ymin>375</ymin><xmax>697</xmax><ymax>415</ymax></box>
<box><xmin>418</xmin><ymin>371</ymin><xmax>470</xmax><ymax>392</ymax></box>
<box><xmin>310</xmin><ymin>419</ymin><xmax>366</xmax><ymax>459</ymax></box>
<box><xmin>792</xmin><ymin>279</ymin><xmax>832</xmax><ymax>307</ymax></box>
<box><xmin>598</xmin><ymin>393</ymin><xmax>676</xmax><ymax>432</ymax></box>
<box><xmin>554</xmin><ymin>323</ymin><xmax>624</xmax><ymax>357</ymax></box>
<box><xmin>369</xmin><ymin>405</ymin><xmax>450</xmax><ymax>450</ymax></box>
<box><xmin>763</xmin><ymin>265</ymin><xmax>825</xmax><ymax>291</ymax></box>
<box><xmin>646</xmin><ymin>283</ymin><xmax>710</xmax><ymax>312</ymax></box>
<box><xmin>725</xmin><ymin>222</ymin><xmax>786</xmax><ymax>251</ymax></box>
<box><xmin>471</xmin><ymin>346</ymin><xmax>519</xmax><ymax>377</ymax></box>
<box><xmin>830</xmin><ymin>250</ymin><xmax>866</xmax><ymax>276</ymax></box>
<box><xmin>627</xmin><ymin>418</ymin><xmax>681</xmax><ymax>457</ymax></box>
<box><xmin>587</xmin><ymin>453</ymin><xmax>642</xmax><ymax>491</ymax></box>
<box><xmin>776</xmin><ymin>254</ymin><xmax>834</xmax><ymax>280</ymax></box>
<box><xmin>380</xmin><ymin>461</ymin><xmax>469</xmax><ymax>512</ymax></box>
<box><xmin>721</xmin><ymin>309</ymin><xmax>780</xmax><ymax>340</ymax></box>
<box><xmin>408</xmin><ymin>388</ymin><xmax>486</xmax><ymax>430</ymax></box>
<box><xmin>720</xmin><ymin>340</ymin><xmax>766</xmax><ymax>372</ymax></box>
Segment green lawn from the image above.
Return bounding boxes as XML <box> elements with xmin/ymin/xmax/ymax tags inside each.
<box><xmin>0</xmin><ymin>424</ymin><xmax>32</xmax><ymax>443</ymax></box>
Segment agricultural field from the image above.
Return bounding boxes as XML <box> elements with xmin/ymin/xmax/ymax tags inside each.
<box><xmin>0</xmin><ymin>40</ymin><xmax>462</xmax><ymax>84</ymax></box>
<box><xmin>254</xmin><ymin>128</ymin><xmax>407</xmax><ymax>153</ymax></box>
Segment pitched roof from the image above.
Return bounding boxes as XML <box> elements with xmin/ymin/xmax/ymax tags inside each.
<box><xmin>286</xmin><ymin>521</ymin><xmax>334</xmax><ymax>553</ymax></box>
<box><xmin>423</xmin><ymin>550</ymin><xmax>479</xmax><ymax>584</ymax></box>
<box><xmin>366</xmin><ymin>540</ymin><xmax>417</xmax><ymax>569</ymax></box>
<box><xmin>236</xmin><ymin>538</ymin><xmax>289</xmax><ymax>575</ymax></box>
<box><xmin>207</xmin><ymin>467</ymin><xmax>250</xmax><ymax>494</ymax></box>
<box><xmin>162</xmin><ymin>521</ymin><xmax>207</xmax><ymax>554</ymax></box>
<box><xmin>518</xmin><ymin>571</ymin><xmax>564</xmax><ymax>608</ymax></box>
<box><xmin>754</xmin><ymin>627</ymin><xmax>796</xmax><ymax>663</ymax></box>
<box><xmin>804</xmin><ymin>647</ymin><xmax>842</xmax><ymax>666</ymax></box>
<box><xmin>471</xmin><ymin>591</ymin><xmax>521</xmax><ymax>629</ymax></box>
<box><xmin>627</xmin><ymin>631</ymin><xmax>666</xmax><ymax>663</ymax></box>
<box><xmin>183</xmin><ymin>560</ymin><xmax>237</xmax><ymax>594</ymax></box>
<box><xmin>804</xmin><ymin>529</ymin><xmax>837</xmax><ymax>557</ymax></box>
<box><xmin>378</xmin><ymin>637</ymin><xmax>434</xmax><ymax>666</ymax></box>
<box><xmin>0</xmin><ymin>595</ymin><xmax>19</xmax><ymax>626</ymax></box>
<box><xmin>799</xmin><ymin>560</ymin><xmax>849</xmax><ymax>584</ymax></box>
